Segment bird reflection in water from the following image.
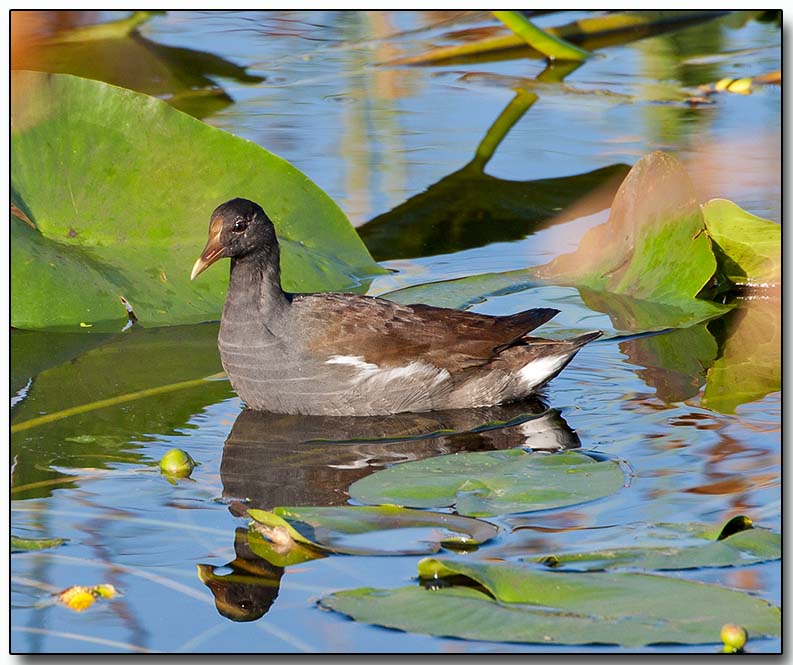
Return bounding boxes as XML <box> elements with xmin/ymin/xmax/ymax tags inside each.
<box><xmin>198</xmin><ymin>399</ymin><xmax>580</xmax><ymax>621</ymax></box>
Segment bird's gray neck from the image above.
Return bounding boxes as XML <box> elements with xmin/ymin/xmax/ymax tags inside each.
<box><xmin>225</xmin><ymin>247</ymin><xmax>290</xmax><ymax>321</ymax></box>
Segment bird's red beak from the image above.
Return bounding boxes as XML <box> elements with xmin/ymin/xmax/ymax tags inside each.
<box><xmin>191</xmin><ymin>218</ymin><xmax>226</xmax><ymax>280</ymax></box>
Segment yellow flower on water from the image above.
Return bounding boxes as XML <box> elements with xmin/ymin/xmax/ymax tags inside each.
<box><xmin>58</xmin><ymin>586</ymin><xmax>96</xmax><ymax>612</ymax></box>
<box><xmin>57</xmin><ymin>583</ymin><xmax>119</xmax><ymax>610</ymax></box>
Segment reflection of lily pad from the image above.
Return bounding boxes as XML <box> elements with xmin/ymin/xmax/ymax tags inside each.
<box><xmin>702</xmin><ymin>294</ymin><xmax>781</xmax><ymax>414</ymax></box>
<box><xmin>348</xmin><ymin>449</ymin><xmax>624</xmax><ymax>517</ymax></box>
<box><xmin>359</xmin><ymin>163</ymin><xmax>628</xmax><ymax>261</ymax></box>
<box><xmin>11</xmin><ymin>71</ymin><xmax>384</xmax><ymax>330</ymax></box>
<box><xmin>248</xmin><ymin>505</ymin><xmax>498</xmax><ymax>556</ymax></box>
<box><xmin>10</xmin><ymin>323</ymin><xmax>232</xmax><ymax>500</ymax></box>
<box><xmin>11</xmin><ymin>327</ymin><xmax>114</xmax><ymax>397</ymax></box>
<box><xmin>246</xmin><ymin>527</ymin><xmax>324</xmax><ymax>569</ymax></box>
<box><xmin>358</xmin><ymin>86</ymin><xmax>628</xmax><ymax>262</ymax></box>
<box><xmin>12</xmin><ymin>11</ymin><xmax>263</xmax><ymax>118</ymax></box>
<box><xmin>532</xmin><ymin>516</ymin><xmax>780</xmax><ymax>571</ymax></box>
<box><xmin>618</xmin><ymin>322</ymin><xmax>718</xmax><ymax>402</ymax></box>
<box><xmin>320</xmin><ymin>557</ymin><xmax>780</xmax><ymax>646</ymax></box>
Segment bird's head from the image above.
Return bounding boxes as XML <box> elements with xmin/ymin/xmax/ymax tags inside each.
<box><xmin>191</xmin><ymin>198</ymin><xmax>277</xmax><ymax>280</ymax></box>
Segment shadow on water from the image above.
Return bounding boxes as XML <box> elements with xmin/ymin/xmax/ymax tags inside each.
<box><xmin>358</xmin><ymin>67</ymin><xmax>630</xmax><ymax>261</ymax></box>
<box><xmin>198</xmin><ymin>401</ymin><xmax>580</xmax><ymax>621</ymax></box>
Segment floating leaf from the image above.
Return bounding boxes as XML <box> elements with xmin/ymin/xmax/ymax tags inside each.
<box><xmin>248</xmin><ymin>505</ymin><xmax>498</xmax><ymax>556</ymax></box>
<box><xmin>703</xmin><ymin>199</ymin><xmax>781</xmax><ymax>286</ymax></box>
<box><xmin>320</xmin><ymin>558</ymin><xmax>780</xmax><ymax>646</ymax></box>
<box><xmin>10</xmin><ymin>71</ymin><xmax>384</xmax><ymax>330</ymax></box>
<box><xmin>246</xmin><ymin>527</ymin><xmax>324</xmax><ymax>569</ymax></box>
<box><xmin>11</xmin><ymin>535</ymin><xmax>68</xmax><ymax>552</ymax></box>
<box><xmin>531</xmin><ymin>517</ymin><xmax>780</xmax><ymax>571</ymax></box>
<box><xmin>529</xmin><ymin>151</ymin><xmax>727</xmax><ymax>329</ymax></box>
<box><xmin>348</xmin><ymin>449</ymin><xmax>624</xmax><ymax>517</ymax></box>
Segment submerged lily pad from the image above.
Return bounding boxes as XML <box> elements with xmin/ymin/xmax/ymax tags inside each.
<box><xmin>532</xmin><ymin>516</ymin><xmax>780</xmax><ymax>571</ymax></box>
<box><xmin>11</xmin><ymin>71</ymin><xmax>384</xmax><ymax>330</ymax></box>
<box><xmin>320</xmin><ymin>557</ymin><xmax>780</xmax><ymax>646</ymax></box>
<box><xmin>247</xmin><ymin>505</ymin><xmax>498</xmax><ymax>556</ymax></box>
<box><xmin>348</xmin><ymin>449</ymin><xmax>624</xmax><ymax>517</ymax></box>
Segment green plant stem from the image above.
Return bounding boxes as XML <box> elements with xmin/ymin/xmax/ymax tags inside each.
<box><xmin>470</xmin><ymin>90</ymin><xmax>538</xmax><ymax>172</ymax></box>
<box><xmin>493</xmin><ymin>11</ymin><xmax>593</xmax><ymax>61</ymax></box>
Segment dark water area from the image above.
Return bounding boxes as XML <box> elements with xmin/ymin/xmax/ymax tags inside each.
<box><xmin>11</xmin><ymin>10</ymin><xmax>780</xmax><ymax>653</ymax></box>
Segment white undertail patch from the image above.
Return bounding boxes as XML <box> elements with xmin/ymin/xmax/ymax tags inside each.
<box><xmin>518</xmin><ymin>354</ymin><xmax>570</xmax><ymax>391</ymax></box>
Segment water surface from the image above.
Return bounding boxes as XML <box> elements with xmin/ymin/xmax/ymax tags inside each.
<box><xmin>11</xmin><ymin>10</ymin><xmax>781</xmax><ymax>654</ymax></box>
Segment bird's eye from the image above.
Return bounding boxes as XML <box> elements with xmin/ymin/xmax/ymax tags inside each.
<box><xmin>232</xmin><ymin>219</ymin><xmax>248</xmax><ymax>233</ymax></box>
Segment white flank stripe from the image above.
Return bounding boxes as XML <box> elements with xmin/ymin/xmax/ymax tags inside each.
<box><xmin>326</xmin><ymin>355</ymin><xmax>450</xmax><ymax>387</ymax></box>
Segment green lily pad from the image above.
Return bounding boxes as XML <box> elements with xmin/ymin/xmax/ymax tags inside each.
<box><xmin>532</xmin><ymin>516</ymin><xmax>780</xmax><ymax>571</ymax></box>
<box><xmin>529</xmin><ymin>151</ymin><xmax>726</xmax><ymax>328</ymax></box>
<box><xmin>703</xmin><ymin>199</ymin><xmax>781</xmax><ymax>286</ymax></box>
<box><xmin>320</xmin><ymin>558</ymin><xmax>780</xmax><ymax>646</ymax></box>
<box><xmin>247</xmin><ymin>505</ymin><xmax>498</xmax><ymax>556</ymax></box>
<box><xmin>348</xmin><ymin>449</ymin><xmax>625</xmax><ymax>517</ymax></box>
<box><xmin>11</xmin><ymin>535</ymin><xmax>68</xmax><ymax>552</ymax></box>
<box><xmin>10</xmin><ymin>71</ymin><xmax>384</xmax><ymax>330</ymax></box>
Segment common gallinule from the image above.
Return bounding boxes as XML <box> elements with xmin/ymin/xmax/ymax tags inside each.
<box><xmin>191</xmin><ymin>198</ymin><xmax>601</xmax><ymax>416</ymax></box>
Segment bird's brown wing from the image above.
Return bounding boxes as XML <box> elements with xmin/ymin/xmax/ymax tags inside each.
<box><xmin>290</xmin><ymin>293</ymin><xmax>558</xmax><ymax>371</ymax></box>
